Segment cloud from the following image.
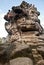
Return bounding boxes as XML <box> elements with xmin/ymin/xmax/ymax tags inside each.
<box><xmin>39</xmin><ymin>16</ymin><xmax>44</xmax><ymax>28</ymax></box>
<box><xmin>0</xmin><ymin>13</ymin><xmax>8</xmax><ymax>38</ymax></box>
<box><xmin>0</xmin><ymin>9</ymin><xmax>2</xmax><ymax>12</ymax></box>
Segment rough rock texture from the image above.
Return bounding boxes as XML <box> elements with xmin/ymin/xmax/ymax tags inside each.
<box><xmin>0</xmin><ymin>1</ymin><xmax>44</xmax><ymax>65</ymax></box>
<box><xmin>10</xmin><ymin>57</ymin><xmax>33</xmax><ymax>65</ymax></box>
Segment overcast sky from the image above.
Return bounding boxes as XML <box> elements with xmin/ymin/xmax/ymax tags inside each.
<box><xmin>0</xmin><ymin>0</ymin><xmax>44</xmax><ymax>38</ymax></box>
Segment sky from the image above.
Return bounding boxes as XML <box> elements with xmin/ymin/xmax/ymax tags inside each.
<box><xmin>0</xmin><ymin>0</ymin><xmax>44</xmax><ymax>38</ymax></box>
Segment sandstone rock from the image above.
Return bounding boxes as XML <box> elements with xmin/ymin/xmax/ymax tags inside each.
<box><xmin>10</xmin><ymin>57</ymin><xmax>33</xmax><ymax>65</ymax></box>
<box><xmin>0</xmin><ymin>1</ymin><xmax>44</xmax><ymax>65</ymax></box>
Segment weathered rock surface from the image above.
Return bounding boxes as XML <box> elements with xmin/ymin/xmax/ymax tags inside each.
<box><xmin>10</xmin><ymin>57</ymin><xmax>33</xmax><ymax>65</ymax></box>
<box><xmin>0</xmin><ymin>1</ymin><xmax>44</xmax><ymax>65</ymax></box>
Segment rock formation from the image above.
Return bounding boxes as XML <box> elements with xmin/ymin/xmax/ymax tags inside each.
<box><xmin>0</xmin><ymin>1</ymin><xmax>44</xmax><ymax>65</ymax></box>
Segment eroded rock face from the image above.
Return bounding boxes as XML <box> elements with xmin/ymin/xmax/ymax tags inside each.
<box><xmin>4</xmin><ymin>1</ymin><xmax>43</xmax><ymax>43</ymax></box>
<box><xmin>10</xmin><ymin>57</ymin><xmax>33</xmax><ymax>65</ymax></box>
<box><xmin>0</xmin><ymin>1</ymin><xmax>44</xmax><ymax>65</ymax></box>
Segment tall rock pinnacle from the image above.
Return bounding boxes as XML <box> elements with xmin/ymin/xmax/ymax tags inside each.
<box><xmin>0</xmin><ymin>1</ymin><xmax>44</xmax><ymax>65</ymax></box>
